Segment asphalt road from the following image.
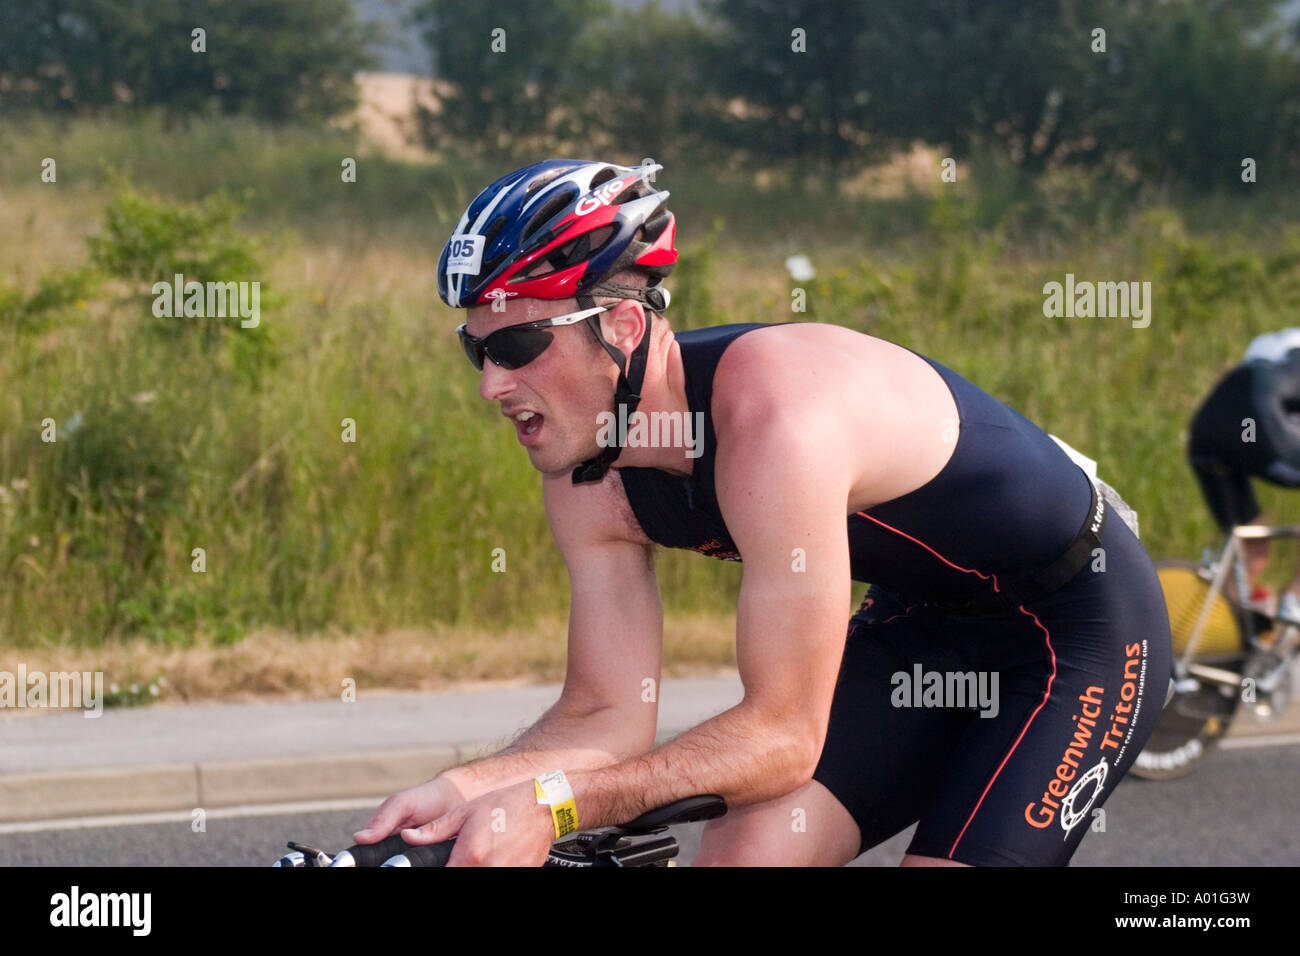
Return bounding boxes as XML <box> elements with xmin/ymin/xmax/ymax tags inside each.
<box><xmin>1</xmin><ymin>737</ymin><xmax>1294</xmax><ymax>866</ymax></box>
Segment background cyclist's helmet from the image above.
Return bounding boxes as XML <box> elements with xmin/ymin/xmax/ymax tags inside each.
<box><xmin>437</xmin><ymin>158</ymin><xmax>677</xmax><ymax>309</ymax></box>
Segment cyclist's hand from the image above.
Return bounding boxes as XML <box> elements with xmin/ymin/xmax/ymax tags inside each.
<box><xmin>402</xmin><ymin>779</ymin><xmax>554</xmax><ymax>866</ymax></box>
<box><xmin>352</xmin><ymin>775</ymin><xmax>468</xmax><ymax>844</ymax></box>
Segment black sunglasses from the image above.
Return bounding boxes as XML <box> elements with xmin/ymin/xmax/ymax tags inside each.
<box><xmin>456</xmin><ymin>305</ymin><xmax>612</xmax><ymax>371</ymax></box>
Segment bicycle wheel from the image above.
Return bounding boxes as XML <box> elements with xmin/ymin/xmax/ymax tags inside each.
<box><xmin>1130</xmin><ymin>560</ymin><xmax>1244</xmax><ymax>780</ymax></box>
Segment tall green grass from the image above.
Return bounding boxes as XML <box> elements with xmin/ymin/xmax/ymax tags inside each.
<box><xmin>3</xmin><ymin>115</ymin><xmax>1300</xmax><ymax>647</ymax></box>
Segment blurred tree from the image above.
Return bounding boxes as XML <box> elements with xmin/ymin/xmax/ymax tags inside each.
<box><xmin>413</xmin><ymin>0</ymin><xmax>608</xmax><ymax>157</ymax></box>
<box><xmin>568</xmin><ymin>1</ymin><xmax>722</xmax><ymax>165</ymax></box>
<box><xmin>702</xmin><ymin>0</ymin><xmax>1300</xmax><ymax>185</ymax></box>
<box><xmin>7</xmin><ymin>0</ymin><xmax>1293</xmax><ymax>190</ymax></box>
<box><xmin>701</xmin><ymin>0</ymin><xmax>1131</xmax><ymax>173</ymax></box>
<box><xmin>0</xmin><ymin>0</ymin><xmax>377</xmax><ymax>121</ymax></box>
<box><xmin>415</xmin><ymin>0</ymin><xmax>720</xmax><ymax>164</ymax></box>
<box><xmin>697</xmin><ymin>0</ymin><xmax>877</xmax><ymax>171</ymax></box>
<box><xmin>1106</xmin><ymin>0</ymin><xmax>1300</xmax><ymax>188</ymax></box>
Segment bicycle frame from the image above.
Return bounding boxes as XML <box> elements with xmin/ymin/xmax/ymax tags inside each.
<box><xmin>1175</xmin><ymin>523</ymin><xmax>1300</xmax><ymax>690</ymax></box>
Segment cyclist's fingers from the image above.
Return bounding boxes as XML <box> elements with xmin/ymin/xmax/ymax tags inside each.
<box><xmin>400</xmin><ymin>808</ymin><xmax>465</xmax><ymax>846</ymax></box>
<box><xmin>353</xmin><ymin>793</ymin><xmax>422</xmax><ymax>842</ymax></box>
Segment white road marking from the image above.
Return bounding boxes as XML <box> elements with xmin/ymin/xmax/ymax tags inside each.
<box><xmin>0</xmin><ymin>796</ymin><xmax>389</xmax><ymax>834</ymax></box>
<box><xmin>1220</xmin><ymin>731</ymin><xmax>1300</xmax><ymax>749</ymax></box>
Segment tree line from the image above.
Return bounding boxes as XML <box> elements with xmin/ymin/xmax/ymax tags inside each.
<box><xmin>2</xmin><ymin>0</ymin><xmax>1297</xmax><ymax>188</ymax></box>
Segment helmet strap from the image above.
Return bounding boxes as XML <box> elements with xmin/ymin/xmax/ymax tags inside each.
<box><xmin>571</xmin><ymin>293</ymin><xmax>652</xmax><ymax>484</ymax></box>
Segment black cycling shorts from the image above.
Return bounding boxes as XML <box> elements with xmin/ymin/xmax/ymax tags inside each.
<box><xmin>811</xmin><ymin>508</ymin><xmax>1173</xmax><ymax>866</ymax></box>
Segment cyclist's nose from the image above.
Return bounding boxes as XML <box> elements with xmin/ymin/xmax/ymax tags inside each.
<box><xmin>478</xmin><ymin>360</ymin><xmax>516</xmax><ymax>402</ymax></box>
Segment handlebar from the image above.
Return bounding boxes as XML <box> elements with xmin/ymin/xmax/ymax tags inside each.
<box><xmin>273</xmin><ymin>793</ymin><xmax>728</xmax><ymax>868</ymax></box>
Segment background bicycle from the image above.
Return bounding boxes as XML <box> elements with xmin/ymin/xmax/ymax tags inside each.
<box><xmin>1136</xmin><ymin>525</ymin><xmax>1300</xmax><ymax>779</ymax></box>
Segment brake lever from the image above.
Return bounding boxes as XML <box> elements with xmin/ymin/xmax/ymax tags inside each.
<box><xmin>286</xmin><ymin>841</ymin><xmax>334</xmax><ymax>867</ymax></box>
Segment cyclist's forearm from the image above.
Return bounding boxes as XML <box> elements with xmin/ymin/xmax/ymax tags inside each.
<box><xmin>443</xmin><ymin>703</ymin><xmax>653</xmax><ymax>801</ymax></box>
<box><xmin>568</xmin><ymin>701</ymin><xmax>815</xmax><ymax>829</ymax></box>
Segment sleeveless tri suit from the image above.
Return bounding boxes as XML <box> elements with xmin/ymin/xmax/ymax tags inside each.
<box><xmin>617</xmin><ymin>323</ymin><xmax>1173</xmax><ymax>865</ymax></box>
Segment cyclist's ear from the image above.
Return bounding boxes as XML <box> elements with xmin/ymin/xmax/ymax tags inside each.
<box><xmin>598</xmin><ymin>297</ymin><xmax>650</xmax><ymax>355</ymax></box>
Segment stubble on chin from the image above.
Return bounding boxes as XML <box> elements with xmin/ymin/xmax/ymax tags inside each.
<box><xmin>530</xmin><ymin>430</ymin><xmax>602</xmax><ymax>480</ymax></box>
<box><xmin>523</xmin><ymin>428</ymin><xmax>569</xmax><ymax>477</ymax></box>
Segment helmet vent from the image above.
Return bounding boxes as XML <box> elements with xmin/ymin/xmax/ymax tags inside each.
<box><xmin>520</xmin><ymin>190</ymin><xmax>575</xmax><ymax>244</ymax></box>
<box><xmin>612</xmin><ymin>180</ymin><xmax>649</xmax><ymax>205</ymax></box>
<box><xmin>512</xmin><ymin>225</ymin><xmax>616</xmax><ymax>281</ymax></box>
<box><xmin>476</xmin><ymin>216</ymin><xmax>509</xmax><ymax>275</ymax></box>
<box><xmin>481</xmin><ymin>215</ymin><xmax>507</xmax><ymax>248</ymax></box>
<box><xmin>640</xmin><ymin>208</ymin><xmax>670</xmax><ymax>243</ymax></box>
<box><xmin>589</xmin><ymin>166</ymin><xmax>619</xmax><ymax>189</ymax></box>
<box><xmin>524</xmin><ymin>168</ymin><xmax>567</xmax><ymax>197</ymax></box>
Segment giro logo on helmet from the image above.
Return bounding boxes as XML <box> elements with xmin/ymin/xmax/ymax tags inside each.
<box><xmin>574</xmin><ymin>177</ymin><xmax>630</xmax><ymax>216</ymax></box>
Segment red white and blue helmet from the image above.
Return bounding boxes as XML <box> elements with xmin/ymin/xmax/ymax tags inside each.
<box><xmin>437</xmin><ymin>159</ymin><xmax>677</xmax><ymax>309</ymax></box>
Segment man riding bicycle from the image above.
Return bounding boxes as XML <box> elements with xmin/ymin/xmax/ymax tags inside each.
<box><xmin>355</xmin><ymin>159</ymin><xmax>1173</xmax><ymax>866</ymax></box>
<box><xmin>1189</xmin><ymin>329</ymin><xmax>1300</xmax><ymax>618</ymax></box>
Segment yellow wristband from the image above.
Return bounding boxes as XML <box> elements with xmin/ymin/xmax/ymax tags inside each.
<box><xmin>534</xmin><ymin>770</ymin><xmax>579</xmax><ymax>839</ymax></box>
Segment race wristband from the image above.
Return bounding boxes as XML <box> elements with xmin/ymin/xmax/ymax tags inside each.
<box><xmin>534</xmin><ymin>770</ymin><xmax>579</xmax><ymax>839</ymax></box>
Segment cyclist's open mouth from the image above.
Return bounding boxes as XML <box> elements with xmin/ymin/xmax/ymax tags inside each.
<box><xmin>514</xmin><ymin>411</ymin><xmax>544</xmax><ymax>445</ymax></box>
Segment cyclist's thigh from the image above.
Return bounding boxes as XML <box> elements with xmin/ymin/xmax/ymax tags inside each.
<box><xmin>907</xmin><ymin>517</ymin><xmax>1173</xmax><ymax>866</ymax></box>
<box><xmin>811</xmin><ymin>587</ymin><xmax>981</xmax><ymax>859</ymax></box>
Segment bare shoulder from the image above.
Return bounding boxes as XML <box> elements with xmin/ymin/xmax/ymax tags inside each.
<box><xmin>709</xmin><ymin>322</ymin><xmax>959</xmax><ymax>509</ymax></box>
<box><xmin>710</xmin><ymin>323</ymin><xmax>900</xmax><ymax>420</ymax></box>
<box><xmin>542</xmin><ymin>465</ymin><xmax>655</xmax><ymax>552</ymax></box>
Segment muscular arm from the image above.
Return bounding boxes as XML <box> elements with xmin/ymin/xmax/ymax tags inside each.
<box><xmin>445</xmin><ymin>698</ymin><xmax>652</xmax><ymax>801</ymax></box>
<box><xmin>568</xmin><ymin>375</ymin><xmax>855</xmax><ymax>827</ymax></box>
<box><xmin>444</xmin><ymin>469</ymin><xmax>664</xmax><ymax>801</ymax></box>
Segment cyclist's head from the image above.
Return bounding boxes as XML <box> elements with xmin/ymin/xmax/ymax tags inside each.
<box><xmin>439</xmin><ymin>159</ymin><xmax>679</xmax><ymax>483</ymax></box>
<box><xmin>438</xmin><ymin>158</ymin><xmax>676</xmax><ymax>310</ymax></box>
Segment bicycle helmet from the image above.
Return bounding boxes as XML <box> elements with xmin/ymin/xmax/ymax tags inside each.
<box><xmin>438</xmin><ymin>159</ymin><xmax>679</xmax><ymax>484</ymax></box>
